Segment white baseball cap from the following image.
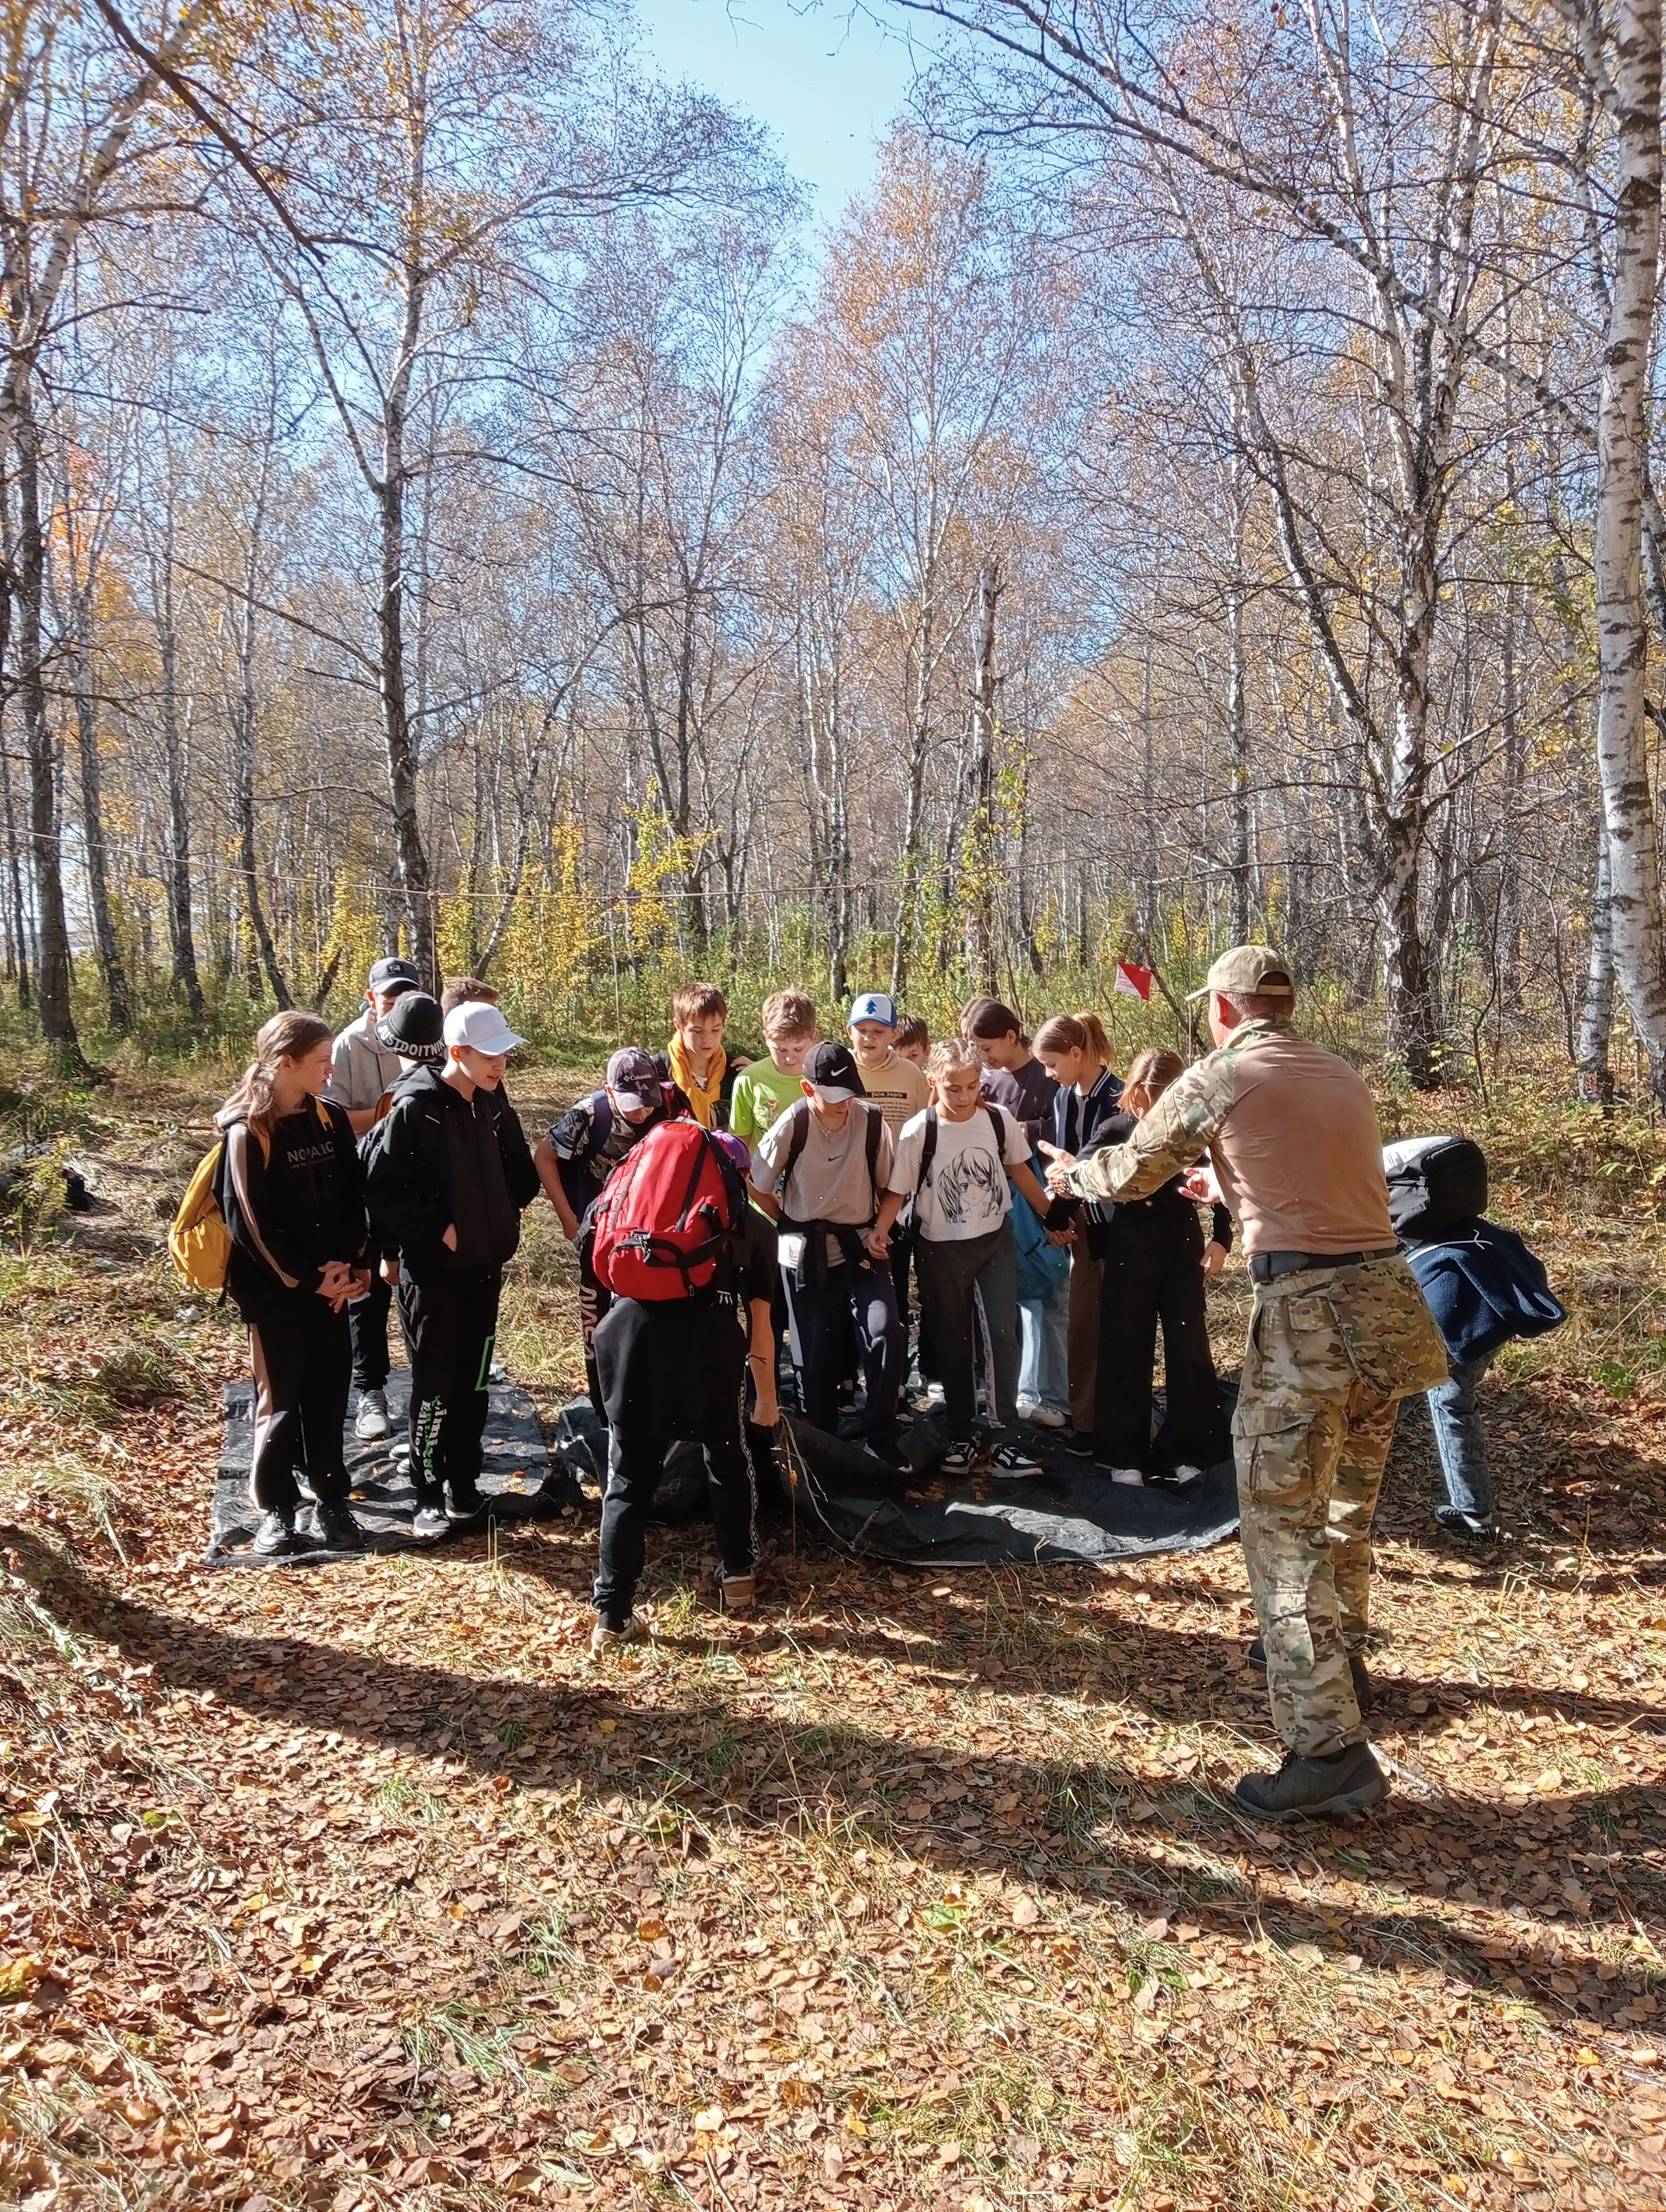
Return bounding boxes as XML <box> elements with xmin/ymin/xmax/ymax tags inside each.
<box><xmin>443</xmin><ymin>1001</ymin><xmax>526</xmax><ymax>1055</ymax></box>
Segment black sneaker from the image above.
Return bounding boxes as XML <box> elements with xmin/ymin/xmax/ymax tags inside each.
<box><xmin>1064</xmin><ymin>1430</ymin><xmax>1095</xmax><ymax>1458</ymax></box>
<box><xmin>989</xmin><ymin>1438</ymin><xmax>1043</xmax><ymax>1480</ymax></box>
<box><xmin>252</xmin><ymin>1509</ymin><xmax>302</xmax><ymax>1557</ymax></box>
<box><xmin>447</xmin><ymin>1487</ymin><xmax>485</xmax><ymax>1521</ymax></box>
<box><xmin>1434</xmin><ymin>1506</ymin><xmax>1499</xmax><ymax>1542</ymax></box>
<box><xmin>1246</xmin><ymin>1638</ymin><xmax>1373</xmax><ymax>1717</ymax></box>
<box><xmin>312</xmin><ymin>1503</ymin><xmax>366</xmax><ymax>1552</ymax></box>
<box><xmin>1234</xmin><ymin>1741</ymin><xmax>1388</xmax><ymax>1823</ymax></box>
<box><xmin>939</xmin><ymin>1439</ymin><xmax>979</xmax><ymax>1476</ymax></box>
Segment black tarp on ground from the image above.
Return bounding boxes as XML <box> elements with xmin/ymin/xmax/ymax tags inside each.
<box><xmin>777</xmin><ymin>1378</ymin><xmax>1242</xmax><ymax>1567</ymax></box>
<box><xmin>208</xmin><ymin>1368</ymin><xmax>582</xmax><ymax>1567</ymax></box>
<box><xmin>550</xmin><ymin>1381</ymin><xmax>1243</xmax><ymax>1568</ymax></box>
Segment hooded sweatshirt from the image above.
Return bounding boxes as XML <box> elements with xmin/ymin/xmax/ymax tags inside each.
<box><xmin>364</xmin><ymin>1065</ymin><xmax>540</xmax><ymax>1278</ymax></box>
<box><xmin>216</xmin><ymin>1096</ymin><xmax>368</xmax><ymax>1314</ymax></box>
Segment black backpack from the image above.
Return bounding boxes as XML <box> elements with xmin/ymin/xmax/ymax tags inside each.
<box><xmin>1383</xmin><ymin>1135</ymin><xmax>1489</xmax><ymax>1241</ymax></box>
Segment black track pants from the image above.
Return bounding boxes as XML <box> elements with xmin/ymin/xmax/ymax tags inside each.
<box><xmin>1094</xmin><ymin>1201</ymin><xmax>1221</xmax><ymax>1471</ymax></box>
<box><xmin>248</xmin><ymin>1297</ymin><xmax>353</xmax><ymax>1514</ymax></box>
<box><xmin>348</xmin><ymin>1265</ymin><xmax>394</xmax><ymax>1392</ymax></box>
<box><xmin>593</xmin><ymin>1428</ymin><xmax>759</xmax><ymax>1629</ymax></box>
<box><xmin>400</xmin><ymin>1268</ymin><xmax>503</xmax><ymax>1508</ymax></box>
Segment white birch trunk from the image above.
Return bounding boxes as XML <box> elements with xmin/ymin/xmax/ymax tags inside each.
<box><xmin>1594</xmin><ymin>0</ymin><xmax>1666</xmax><ymax>1097</ymax></box>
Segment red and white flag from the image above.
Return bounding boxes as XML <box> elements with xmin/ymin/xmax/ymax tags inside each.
<box><xmin>1114</xmin><ymin>960</ymin><xmax>1152</xmax><ymax>1001</ymax></box>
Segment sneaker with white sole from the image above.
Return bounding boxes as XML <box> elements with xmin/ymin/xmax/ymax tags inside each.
<box><xmin>354</xmin><ymin>1387</ymin><xmax>390</xmax><ymax>1441</ymax></box>
<box><xmin>989</xmin><ymin>1438</ymin><xmax>1043</xmax><ymax>1479</ymax></box>
<box><xmin>1150</xmin><ymin>1463</ymin><xmax>1203</xmax><ymax>1487</ymax></box>
<box><xmin>1029</xmin><ymin>1403</ymin><xmax>1068</xmax><ymax>1429</ymax></box>
<box><xmin>411</xmin><ymin>1504</ymin><xmax>449</xmax><ymax>1541</ymax></box>
<box><xmin>590</xmin><ymin>1613</ymin><xmax>638</xmax><ymax>1656</ymax></box>
<box><xmin>252</xmin><ymin>1508</ymin><xmax>303</xmax><ymax>1557</ymax></box>
<box><xmin>939</xmin><ymin>1439</ymin><xmax>979</xmax><ymax>1476</ymax></box>
<box><xmin>1099</xmin><ymin>1464</ymin><xmax>1144</xmax><ymax>1486</ymax></box>
<box><xmin>720</xmin><ymin>1572</ymin><xmax>756</xmax><ymax>1615</ymax></box>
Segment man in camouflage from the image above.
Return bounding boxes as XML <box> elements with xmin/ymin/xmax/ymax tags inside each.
<box><xmin>1045</xmin><ymin>946</ymin><xmax>1448</xmax><ymax>1821</ymax></box>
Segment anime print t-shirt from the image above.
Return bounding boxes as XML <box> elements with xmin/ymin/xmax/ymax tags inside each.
<box><xmin>888</xmin><ymin>1105</ymin><xmax>1033</xmax><ymax>1244</ymax></box>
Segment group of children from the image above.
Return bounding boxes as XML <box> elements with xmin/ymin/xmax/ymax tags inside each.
<box><xmin>539</xmin><ymin>981</ymin><xmax>1231</xmax><ymax>1490</ymax></box>
<box><xmin>213</xmin><ymin>966</ymin><xmax>1236</xmax><ymax>1630</ymax></box>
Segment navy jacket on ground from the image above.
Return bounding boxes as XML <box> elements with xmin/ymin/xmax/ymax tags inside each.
<box><xmin>1402</xmin><ymin>1217</ymin><xmax>1566</xmax><ymax>1364</ymax></box>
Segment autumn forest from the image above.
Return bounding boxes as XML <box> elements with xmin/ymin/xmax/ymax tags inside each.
<box><xmin>1</xmin><ymin>0</ymin><xmax>1662</xmax><ymax>1090</ymax></box>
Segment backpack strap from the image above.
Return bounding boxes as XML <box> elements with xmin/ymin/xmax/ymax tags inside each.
<box><xmin>781</xmin><ymin>1099</ymin><xmax>812</xmax><ymax>1192</ymax></box>
<box><xmin>863</xmin><ymin>1100</ymin><xmax>882</xmax><ymax>1200</ymax></box>
<box><xmin>915</xmin><ymin>1105</ymin><xmax>939</xmax><ymax>1197</ymax></box>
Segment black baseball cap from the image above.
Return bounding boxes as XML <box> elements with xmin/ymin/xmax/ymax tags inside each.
<box><xmin>803</xmin><ymin>1041</ymin><xmax>867</xmax><ymax>1101</ymax></box>
<box><xmin>376</xmin><ymin>991</ymin><xmax>445</xmax><ymax>1064</ymax></box>
<box><xmin>368</xmin><ymin>956</ymin><xmax>420</xmax><ymax>994</ymax></box>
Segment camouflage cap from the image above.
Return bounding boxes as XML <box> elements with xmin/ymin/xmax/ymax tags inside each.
<box><xmin>1187</xmin><ymin>944</ymin><xmax>1296</xmax><ymax>1001</ymax></box>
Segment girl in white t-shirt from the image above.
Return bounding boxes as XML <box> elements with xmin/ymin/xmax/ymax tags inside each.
<box><xmin>873</xmin><ymin>1040</ymin><xmax>1052</xmax><ymax>1479</ymax></box>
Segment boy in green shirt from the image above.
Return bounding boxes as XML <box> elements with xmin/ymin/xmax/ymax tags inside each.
<box><xmin>730</xmin><ymin>990</ymin><xmax>818</xmax><ymax>1182</ymax></box>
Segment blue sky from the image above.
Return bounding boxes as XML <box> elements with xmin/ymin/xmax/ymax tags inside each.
<box><xmin>636</xmin><ymin>0</ymin><xmax>926</xmax><ymax>216</ymax></box>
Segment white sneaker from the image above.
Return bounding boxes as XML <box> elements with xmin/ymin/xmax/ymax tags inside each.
<box><xmin>1104</xmin><ymin>1467</ymin><xmax>1145</xmax><ymax>1487</ymax></box>
<box><xmin>1015</xmin><ymin>1396</ymin><xmax>1041</xmax><ymax>1424</ymax></box>
<box><xmin>355</xmin><ymin>1387</ymin><xmax>390</xmax><ymax>1441</ymax></box>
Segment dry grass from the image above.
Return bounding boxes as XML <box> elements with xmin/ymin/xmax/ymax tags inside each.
<box><xmin>0</xmin><ymin>1060</ymin><xmax>1662</xmax><ymax>2211</ymax></box>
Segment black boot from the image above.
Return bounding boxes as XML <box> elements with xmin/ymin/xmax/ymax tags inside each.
<box><xmin>1234</xmin><ymin>1741</ymin><xmax>1388</xmax><ymax>1823</ymax></box>
<box><xmin>312</xmin><ymin>1503</ymin><xmax>366</xmax><ymax>1552</ymax></box>
<box><xmin>1247</xmin><ymin>1638</ymin><xmax>1373</xmax><ymax>1718</ymax></box>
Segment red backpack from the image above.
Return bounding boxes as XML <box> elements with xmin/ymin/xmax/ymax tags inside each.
<box><xmin>588</xmin><ymin>1120</ymin><xmax>747</xmax><ymax>1300</ymax></box>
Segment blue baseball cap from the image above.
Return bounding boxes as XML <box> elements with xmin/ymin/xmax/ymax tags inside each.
<box><xmin>848</xmin><ymin>992</ymin><xmax>898</xmax><ymax>1028</ymax></box>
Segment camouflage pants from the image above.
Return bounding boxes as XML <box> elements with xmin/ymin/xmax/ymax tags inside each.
<box><xmin>1233</xmin><ymin>1256</ymin><xmax>1445</xmax><ymax>1758</ymax></box>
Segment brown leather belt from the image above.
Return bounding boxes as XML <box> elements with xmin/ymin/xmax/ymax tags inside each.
<box><xmin>1250</xmin><ymin>1246</ymin><xmax>1399</xmax><ymax>1284</ymax></box>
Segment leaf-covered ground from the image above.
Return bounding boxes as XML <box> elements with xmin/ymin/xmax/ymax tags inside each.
<box><xmin>2</xmin><ymin>1066</ymin><xmax>1664</xmax><ymax>2211</ymax></box>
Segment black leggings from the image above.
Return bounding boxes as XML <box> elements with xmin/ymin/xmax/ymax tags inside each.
<box><xmin>247</xmin><ymin>1297</ymin><xmax>353</xmax><ymax>1513</ymax></box>
<box><xmin>1095</xmin><ymin>1200</ymin><xmax>1221</xmax><ymax>1470</ymax></box>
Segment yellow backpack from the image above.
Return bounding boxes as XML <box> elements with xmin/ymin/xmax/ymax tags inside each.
<box><xmin>169</xmin><ymin>1141</ymin><xmax>236</xmax><ymax>1290</ymax></box>
<box><xmin>168</xmin><ymin>1102</ymin><xmax>331</xmax><ymax>1290</ymax></box>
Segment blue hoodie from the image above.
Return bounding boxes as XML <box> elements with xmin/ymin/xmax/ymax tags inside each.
<box><xmin>1401</xmin><ymin>1218</ymin><xmax>1566</xmax><ymax>1364</ymax></box>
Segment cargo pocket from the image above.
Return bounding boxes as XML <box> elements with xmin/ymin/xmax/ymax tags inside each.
<box><xmin>1233</xmin><ymin>1400</ymin><xmax>1321</xmax><ymax>1507</ymax></box>
<box><xmin>1330</xmin><ymin>1261</ymin><xmax>1451</xmax><ymax>1399</ymax></box>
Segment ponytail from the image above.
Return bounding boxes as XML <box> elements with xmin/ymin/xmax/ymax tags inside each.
<box><xmin>221</xmin><ymin>1011</ymin><xmax>332</xmax><ymax>1142</ymax></box>
<box><xmin>1034</xmin><ymin>1010</ymin><xmax>1110</xmax><ymax>1066</ymax></box>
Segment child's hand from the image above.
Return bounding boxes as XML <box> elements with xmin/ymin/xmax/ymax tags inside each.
<box><xmin>864</xmin><ymin>1225</ymin><xmax>891</xmax><ymax>1262</ymax></box>
<box><xmin>1046</xmin><ymin>1227</ymin><xmax>1075</xmax><ymax>1249</ymax></box>
<box><xmin>442</xmin><ymin>1224</ymin><xmax>459</xmax><ymax>1251</ymax></box>
<box><xmin>1038</xmin><ymin>1141</ymin><xmax>1077</xmax><ymax>1193</ymax></box>
<box><xmin>380</xmin><ymin>1256</ymin><xmax>401</xmax><ymax>1287</ymax></box>
<box><xmin>1202</xmin><ymin>1240</ymin><xmax>1227</xmax><ymax>1279</ymax></box>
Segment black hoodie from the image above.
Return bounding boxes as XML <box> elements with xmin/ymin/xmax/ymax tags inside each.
<box><xmin>364</xmin><ymin>1065</ymin><xmax>540</xmax><ymax>1278</ymax></box>
<box><xmin>217</xmin><ymin>1096</ymin><xmax>368</xmax><ymax>1315</ymax></box>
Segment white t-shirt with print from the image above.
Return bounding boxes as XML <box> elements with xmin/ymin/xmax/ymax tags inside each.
<box><xmin>888</xmin><ymin>1104</ymin><xmax>1031</xmax><ymax>1243</ymax></box>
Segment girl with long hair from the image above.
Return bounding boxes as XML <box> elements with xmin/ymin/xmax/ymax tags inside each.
<box><xmin>218</xmin><ymin>1011</ymin><xmax>371</xmax><ymax>1556</ymax></box>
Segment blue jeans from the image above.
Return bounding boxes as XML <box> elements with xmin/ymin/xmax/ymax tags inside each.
<box><xmin>1018</xmin><ymin>1282</ymin><xmax>1070</xmax><ymax>1409</ymax></box>
<box><xmin>1427</xmin><ymin>1351</ymin><xmax>1496</xmax><ymax>1521</ymax></box>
